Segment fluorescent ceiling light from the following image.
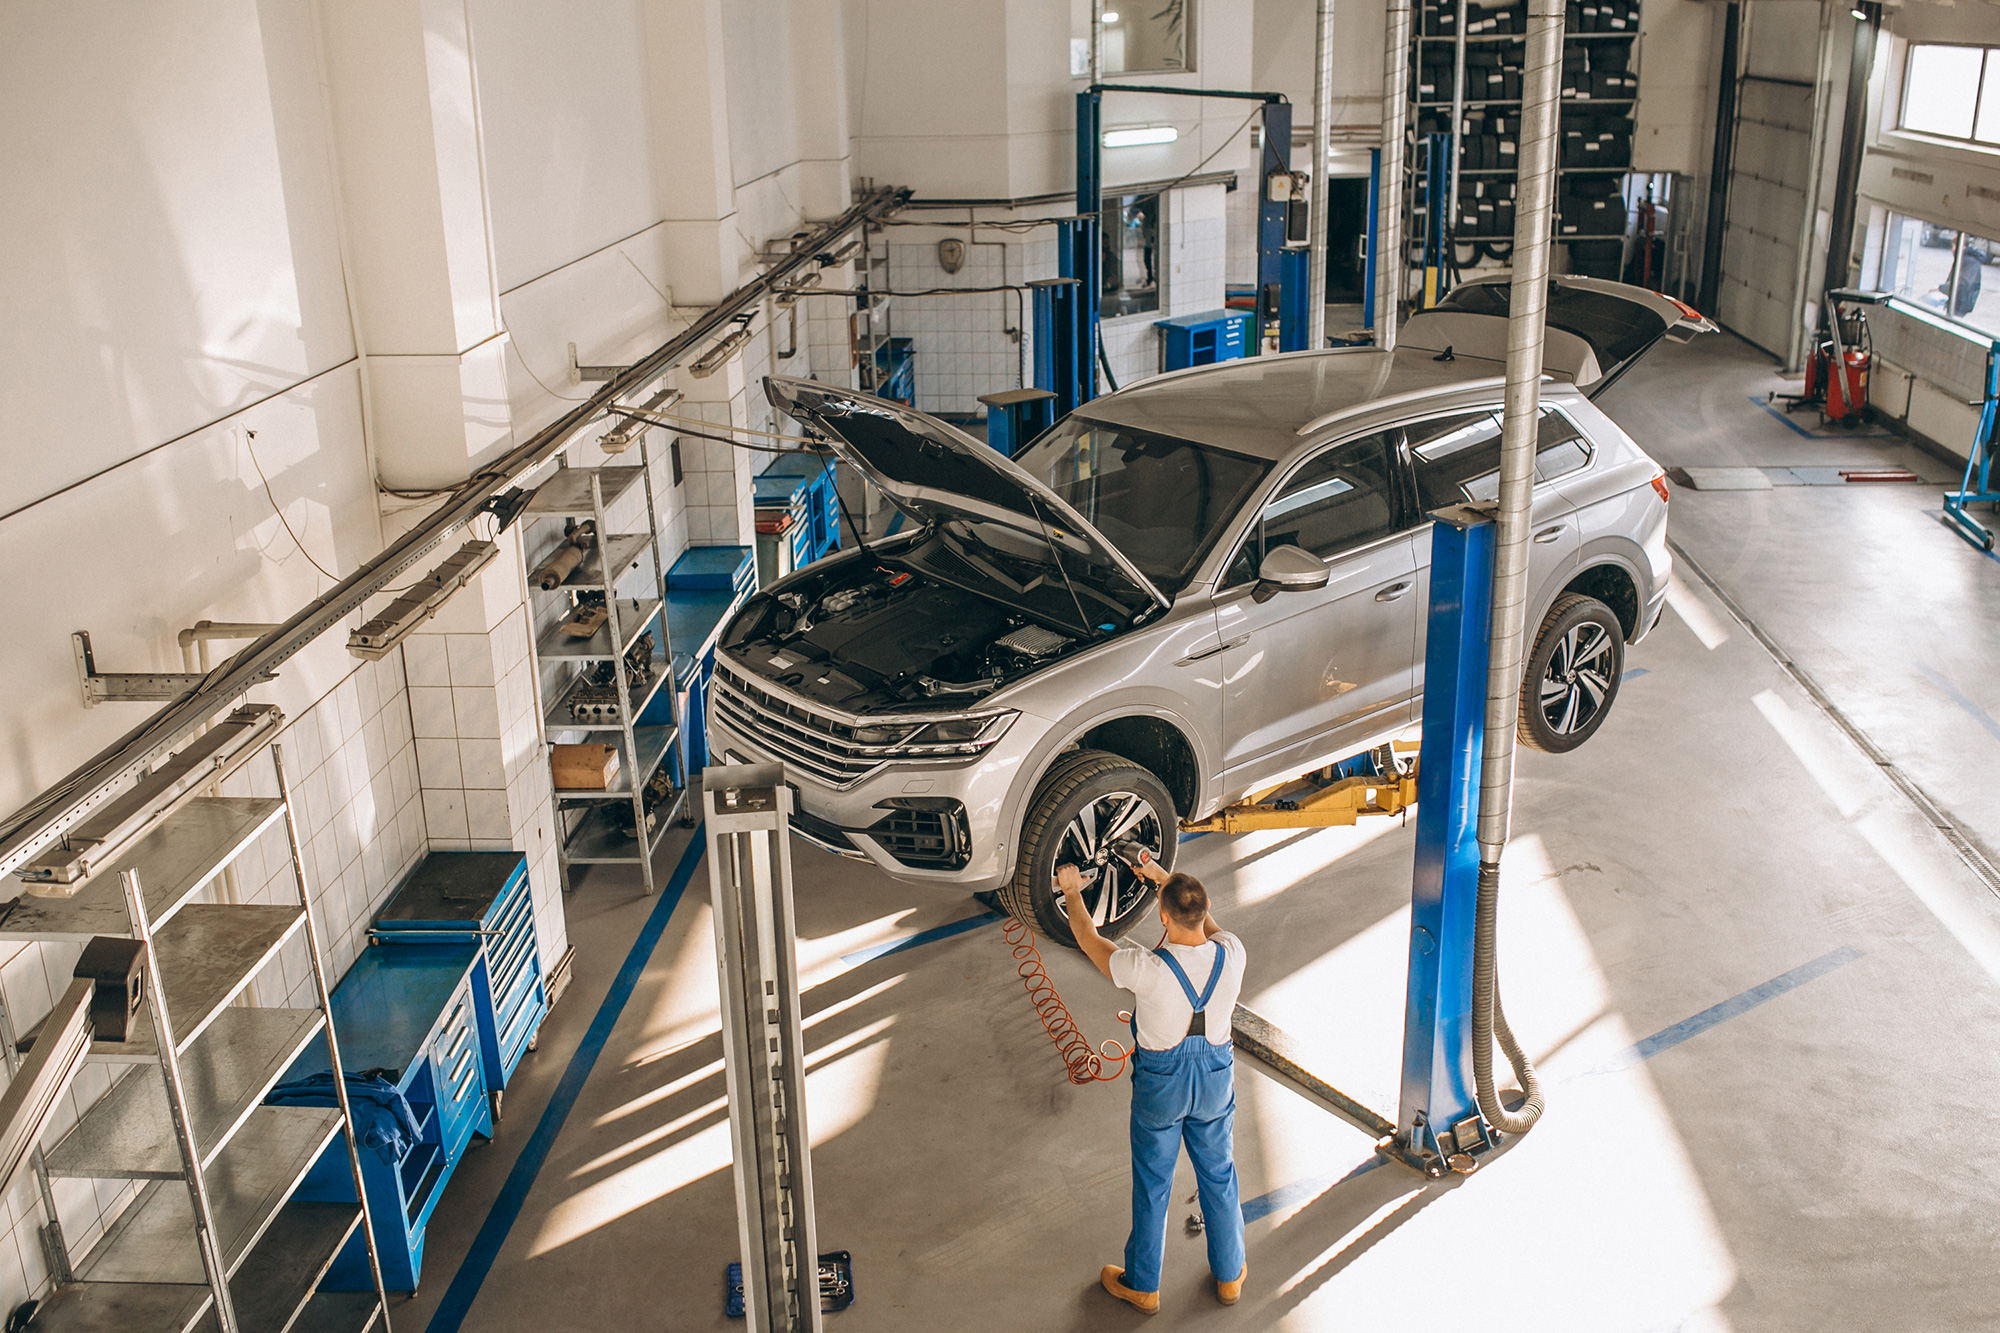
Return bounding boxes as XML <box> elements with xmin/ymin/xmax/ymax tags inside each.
<box><xmin>1104</xmin><ymin>125</ymin><xmax>1178</xmax><ymax>148</ymax></box>
<box><xmin>1102</xmin><ymin>9</ymin><xmax>1120</xmax><ymax>20</ymax></box>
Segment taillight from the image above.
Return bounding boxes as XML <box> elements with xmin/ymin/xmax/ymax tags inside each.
<box><xmin>1650</xmin><ymin>471</ymin><xmax>1671</xmax><ymax>504</ymax></box>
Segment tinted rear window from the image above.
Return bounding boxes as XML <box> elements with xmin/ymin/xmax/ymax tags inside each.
<box><xmin>1435</xmin><ymin>283</ymin><xmax>1668</xmax><ymax>369</ymax></box>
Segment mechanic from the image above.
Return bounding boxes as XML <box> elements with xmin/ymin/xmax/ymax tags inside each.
<box><xmin>1057</xmin><ymin>856</ymin><xmax>1249</xmax><ymax>1314</ymax></box>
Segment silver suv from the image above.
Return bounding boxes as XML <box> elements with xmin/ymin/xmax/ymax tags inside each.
<box><xmin>710</xmin><ymin>276</ymin><xmax>1711</xmax><ymax>942</ymax></box>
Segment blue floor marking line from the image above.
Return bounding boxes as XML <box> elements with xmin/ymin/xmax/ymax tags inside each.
<box><xmin>1623</xmin><ymin>667</ymin><xmax>1651</xmax><ymax>681</ymax></box>
<box><xmin>1241</xmin><ymin>949</ymin><xmax>1861</xmax><ymax>1221</ymax></box>
<box><xmin>1601</xmin><ymin>945</ymin><xmax>1862</xmax><ymax>1073</ymax></box>
<box><xmin>1916</xmin><ymin>663</ymin><xmax>2000</xmax><ymax>745</ymax></box>
<box><xmin>1747</xmin><ymin>396</ymin><xmax>1893</xmax><ymax>440</ymax></box>
<box><xmin>426</xmin><ymin>830</ymin><xmax>709</xmax><ymax>1333</ymax></box>
<box><xmin>840</xmin><ymin>909</ymin><xmax>1004</xmax><ymax>966</ymax></box>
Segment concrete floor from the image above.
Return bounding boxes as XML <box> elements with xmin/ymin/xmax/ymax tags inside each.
<box><xmin>391</xmin><ymin>333</ymin><xmax>2000</xmax><ymax>1332</ymax></box>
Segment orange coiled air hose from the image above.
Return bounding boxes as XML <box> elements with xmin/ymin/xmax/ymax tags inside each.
<box><xmin>1003</xmin><ymin>914</ymin><xmax>1132</xmax><ymax>1084</ymax></box>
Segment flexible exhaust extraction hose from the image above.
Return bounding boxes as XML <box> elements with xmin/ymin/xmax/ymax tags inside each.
<box><xmin>1470</xmin><ymin>0</ymin><xmax>1566</xmax><ymax>1138</ymax></box>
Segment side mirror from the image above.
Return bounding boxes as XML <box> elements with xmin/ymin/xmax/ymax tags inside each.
<box><xmin>1252</xmin><ymin>544</ymin><xmax>1329</xmax><ymax>603</ymax></box>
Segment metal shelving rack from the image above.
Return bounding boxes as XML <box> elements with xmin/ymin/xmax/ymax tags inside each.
<box><xmin>1405</xmin><ymin>0</ymin><xmax>1644</xmax><ymax>283</ymax></box>
<box><xmin>526</xmin><ymin>439</ymin><xmax>684</xmax><ymax>897</ymax></box>
<box><xmin>0</xmin><ymin>742</ymin><xmax>389</xmax><ymax>1333</ymax></box>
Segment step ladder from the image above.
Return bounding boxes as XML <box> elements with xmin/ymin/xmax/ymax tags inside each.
<box><xmin>0</xmin><ymin>728</ymin><xmax>390</xmax><ymax>1332</ymax></box>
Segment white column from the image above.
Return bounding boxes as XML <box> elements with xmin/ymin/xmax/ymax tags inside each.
<box><xmin>314</xmin><ymin>0</ymin><xmax>565</xmax><ymax>963</ymax></box>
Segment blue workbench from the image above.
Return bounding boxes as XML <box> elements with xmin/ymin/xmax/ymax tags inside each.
<box><xmin>284</xmin><ymin>943</ymin><xmax>491</xmax><ymax>1292</ymax></box>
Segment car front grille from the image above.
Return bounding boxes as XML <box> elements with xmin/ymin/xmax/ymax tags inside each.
<box><xmin>710</xmin><ymin>663</ymin><xmax>892</xmax><ymax>788</ymax></box>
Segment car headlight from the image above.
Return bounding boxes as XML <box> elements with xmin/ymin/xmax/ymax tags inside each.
<box><xmin>851</xmin><ymin>723</ymin><xmax>920</xmax><ymax>746</ymax></box>
<box><xmin>917</xmin><ymin>714</ymin><xmax>1014</xmax><ymax>745</ymax></box>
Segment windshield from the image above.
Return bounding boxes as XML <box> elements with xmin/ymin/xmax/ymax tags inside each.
<box><xmin>1011</xmin><ymin>419</ymin><xmax>1271</xmax><ymax>594</ymax></box>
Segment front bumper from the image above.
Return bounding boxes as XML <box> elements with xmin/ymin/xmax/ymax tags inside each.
<box><xmin>705</xmin><ymin>690</ymin><xmax>1047</xmax><ymax>891</ymax></box>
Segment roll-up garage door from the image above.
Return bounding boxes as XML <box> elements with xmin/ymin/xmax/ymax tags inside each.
<box><xmin>1716</xmin><ymin>76</ymin><xmax>1813</xmax><ymax>358</ymax></box>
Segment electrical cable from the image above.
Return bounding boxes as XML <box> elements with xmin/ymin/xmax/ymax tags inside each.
<box><xmin>242</xmin><ymin>430</ymin><xmax>341</xmax><ymax>583</ymax></box>
<box><xmin>1151</xmin><ymin>103</ymin><xmax>1267</xmax><ymax>198</ymax></box>
<box><xmin>1002</xmin><ymin>915</ymin><xmax>1132</xmax><ymax>1084</ymax></box>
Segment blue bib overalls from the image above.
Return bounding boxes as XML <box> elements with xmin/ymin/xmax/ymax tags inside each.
<box><xmin>1122</xmin><ymin>942</ymin><xmax>1245</xmax><ymax>1295</ymax></box>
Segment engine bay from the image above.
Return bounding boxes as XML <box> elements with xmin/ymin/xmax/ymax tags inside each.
<box><xmin>720</xmin><ymin>552</ymin><xmax>1097</xmax><ymax>713</ymax></box>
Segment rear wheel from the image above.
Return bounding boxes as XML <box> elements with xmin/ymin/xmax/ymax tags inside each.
<box><xmin>1517</xmin><ymin>593</ymin><xmax>1625</xmax><ymax>754</ymax></box>
<box><xmin>999</xmin><ymin>750</ymin><xmax>1176</xmax><ymax>947</ymax></box>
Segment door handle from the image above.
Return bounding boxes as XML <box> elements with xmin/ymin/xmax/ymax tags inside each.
<box><xmin>1375</xmin><ymin>582</ymin><xmax>1414</xmax><ymax>602</ymax></box>
<box><xmin>1533</xmin><ymin>525</ymin><xmax>1565</xmax><ymax>544</ymax></box>
<box><xmin>1176</xmin><ymin>635</ymin><xmax>1250</xmax><ymax>665</ymax></box>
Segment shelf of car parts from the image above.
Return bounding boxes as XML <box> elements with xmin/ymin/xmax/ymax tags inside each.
<box><xmin>526</xmin><ymin>434</ymin><xmax>681</xmax><ymax>895</ymax></box>
<box><xmin>2</xmin><ymin>737</ymin><xmax>388</xmax><ymax>1333</ymax></box>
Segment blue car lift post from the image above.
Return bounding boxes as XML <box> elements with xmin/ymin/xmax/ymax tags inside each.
<box><xmin>1033</xmin><ymin>84</ymin><xmax>1311</xmax><ymax>415</ymax></box>
<box><xmin>1943</xmin><ymin>339</ymin><xmax>2000</xmax><ymax>552</ymax></box>
<box><xmin>1220</xmin><ymin>510</ymin><xmax>1511</xmax><ymax>1176</ymax></box>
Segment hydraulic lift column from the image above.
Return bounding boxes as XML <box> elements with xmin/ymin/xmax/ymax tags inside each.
<box><xmin>705</xmin><ymin>765</ymin><xmax>822</xmax><ymax>1333</ymax></box>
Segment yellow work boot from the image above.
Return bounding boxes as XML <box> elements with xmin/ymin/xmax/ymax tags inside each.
<box><xmin>1100</xmin><ymin>1265</ymin><xmax>1160</xmax><ymax>1314</ymax></box>
<box><xmin>1217</xmin><ymin>1263</ymin><xmax>1246</xmax><ymax>1306</ymax></box>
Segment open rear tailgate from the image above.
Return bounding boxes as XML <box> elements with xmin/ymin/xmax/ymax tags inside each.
<box><xmin>1400</xmin><ymin>275</ymin><xmax>1715</xmax><ymax>395</ymax></box>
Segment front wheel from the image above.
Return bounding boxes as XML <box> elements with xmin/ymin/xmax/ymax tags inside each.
<box><xmin>998</xmin><ymin>750</ymin><xmax>1176</xmax><ymax>948</ymax></box>
<box><xmin>1517</xmin><ymin>593</ymin><xmax>1625</xmax><ymax>754</ymax></box>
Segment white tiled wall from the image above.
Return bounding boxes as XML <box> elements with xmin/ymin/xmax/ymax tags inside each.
<box><xmin>883</xmin><ymin>237</ymin><xmax>1026</xmax><ymax>417</ymax></box>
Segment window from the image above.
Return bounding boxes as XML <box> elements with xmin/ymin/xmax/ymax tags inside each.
<box><xmin>1012</xmin><ymin>417</ymin><xmax>1270</xmax><ymax>594</ymax></box>
<box><xmin>1071</xmin><ymin>0</ymin><xmax>1192</xmax><ymax>77</ymax></box>
<box><xmin>1899</xmin><ymin>44</ymin><xmax>2000</xmax><ymax>146</ymax></box>
<box><xmin>1878</xmin><ymin>212</ymin><xmax>1999</xmax><ymax>338</ymax></box>
<box><xmin>1102</xmin><ymin>192</ymin><xmax>1162</xmax><ymax>318</ymax></box>
<box><xmin>1224</xmin><ymin>431</ymin><xmax>1402</xmax><ymax>584</ymax></box>
<box><xmin>1410</xmin><ymin>409</ymin><xmax>1594</xmax><ymax>509</ymax></box>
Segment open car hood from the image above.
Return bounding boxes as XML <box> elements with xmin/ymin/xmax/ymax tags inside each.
<box><xmin>1399</xmin><ymin>275</ymin><xmax>1716</xmax><ymax>396</ymax></box>
<box><xmin>763</xmin><ymin>377</ymin><xmax>1171</xmax><ymax>613</ymax></box>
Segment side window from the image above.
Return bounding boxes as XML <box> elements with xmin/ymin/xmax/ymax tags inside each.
<box><xmin>1223</xmin><ymin>430</ymin><xmax>1402</xmax><ymax>584</ymax></box>
<box><xmin>1411</xmin><ymin>408</ymin><xmax>1593</xmax><ymax>508</ymax></box>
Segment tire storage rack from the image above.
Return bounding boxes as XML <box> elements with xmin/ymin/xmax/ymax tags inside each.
<box><xmin>1410</xmin><ymin>0</ymin><xmax>1641</xmax><ymax>284</ymax></box>
<box><xmin>524</xmin><ymin>437</ymin><xmax>686</xmax><ymax>897</ymax></box>
<box><xmin>0</xmin><ymin>724</ymin><xmax>390</xmax><ymax>1332</ymax></box>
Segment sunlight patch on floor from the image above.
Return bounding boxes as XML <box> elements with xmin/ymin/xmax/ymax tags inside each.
<box><xmin>1228</xmin><ymin>834</ymin><xmax>1735</xmax><ymax>1331</ymax></box>
<box><xmin>527</xmin><ymin>1019</ymin><xmax>894</xmax><ymax>1258</ymax></box>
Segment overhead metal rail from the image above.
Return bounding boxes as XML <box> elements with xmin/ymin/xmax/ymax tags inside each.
<box><xmin>0</xmin><ymin>185</ymin><xmax>911</xmax><ymax>883</ymax></box>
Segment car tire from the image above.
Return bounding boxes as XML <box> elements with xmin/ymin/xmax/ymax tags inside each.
<box><xmin>1517</xmin><ymin>593</ymin><xmax>1625</xmax><ymax>754</ymax></box>
<box><xmin>998</xmin><ymin>750</ymin><xmax>1177</xmax><ymax>949</ymax></box>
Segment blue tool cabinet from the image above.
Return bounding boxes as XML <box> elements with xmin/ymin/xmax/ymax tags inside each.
<box><xmin>372</xmin><ymin>851</ymin><xmax>547</xmax><ymax>1105</ymax></box>
<box><xmin>283</xmin><ymin>944</ymin><xmax>490</xmax><ymax>1293</ymax></box>
<box><xmin>666</xmin><ymin>546</ymin><xmax>756</xmax><ymax>781</ymax></box>
<box><xmin>1155</xmin><ymin>309</ymin><xmax>1254</xmax><ymax>372</ymax></box>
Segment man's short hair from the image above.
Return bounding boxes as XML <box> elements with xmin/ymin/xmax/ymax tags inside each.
<box><xmin>1159</xmin><ymin>872</ymin><xmax>1209</xmax><ymax>927</ymax></box>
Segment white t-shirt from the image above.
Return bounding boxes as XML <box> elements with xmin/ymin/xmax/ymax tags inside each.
<box><xmin>1109</xmin><ymin>932</ymin><xmax>1247</xmax><ymax>1051</ymax></box>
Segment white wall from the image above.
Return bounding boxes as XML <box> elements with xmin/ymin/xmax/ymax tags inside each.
<box><xmin>469</xmin><ymin>0</ymin><xmax>660</xmax><ymax>296</ymax></box>
<box><xmin>0</xmin><ymin>0</ymin><xmax>861</xmax><ymax>1309</ymax></box>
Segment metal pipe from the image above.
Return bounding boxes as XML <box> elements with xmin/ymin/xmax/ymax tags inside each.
<box><xmin>1786</xmin><ymin>1</ymin><xmax>1843</xmax><ymax>371</ymax></box>
<box><xmin>1090</xmin><ymin>0</ymin><xmax>1104</xmax><ymax>86</ymax></box>
<box><xmin>1308</xmin><ymin>0</ymin><xmax>1336</xmax><ymax>351</ymax></box>
<box><xmin>0</xmin><ymin>186</ymin><xmax>909</xmax><ymax>881</ymax></box>
<box><xmin>1697</xmin><ymin>2</ymin><xmax>1742</xmax><ymax>319</ymax></box>
<box><xmin>1376</xmin><ymin>0</ymin><xmax>1412</xmax><ymax>348</ymax></box>
<box><xmin>1469</xmin><ymin>0</ymin><xmax>1563</xmax><ymax>1140</ymax></box>
<box><xmin>1449</xmin><ymin>0</ymin><xmax>1469</xmax><ymax>211</ymax></box>
<box><xmin>1824</xmin><ymin>2</ymin><xmax>1880</xmax><ymax>292</ymax></box>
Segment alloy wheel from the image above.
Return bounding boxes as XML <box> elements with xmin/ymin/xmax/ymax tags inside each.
<box><xmin>1053</xmin><ymin>790</ymin><xmax>1166</xmax><ymax>926</ymax></box>
<box><xmin>1539</xmin><ymin>621</ymin><xmax>1615</xmax><ymax>736</ymax></box>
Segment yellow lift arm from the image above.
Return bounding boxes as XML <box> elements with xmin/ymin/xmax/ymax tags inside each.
<box><xmin>1180</xmin><ymin>741</ymin><xmax>1420</xmax><ymax>835</ymax></box>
